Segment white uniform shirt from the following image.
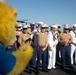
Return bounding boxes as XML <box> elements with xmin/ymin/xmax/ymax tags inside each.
<box><xmin>70</xmin><ymin>30</ymin><xmax>76</xmax><ymax>44</ymax></box>
<box><xmin>48</xmin><ymin>31</ymin><xmax>58</xmax><ymax>48</ymax></box>
<box><xmin>31</xmin><ymin>29</ymin><xmax>38</xmax><ymax>47</ymax></box>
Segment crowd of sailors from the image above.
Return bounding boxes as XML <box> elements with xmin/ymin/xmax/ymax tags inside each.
<box><xmin>6</xmin><ymin>22</ymin><xmax>76</xmax><ymax>74</ymax></box>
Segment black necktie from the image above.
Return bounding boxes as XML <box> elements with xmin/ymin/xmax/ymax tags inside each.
<box><xmin>51</xmin><ymin>31</ymin><xmax>56</xmax><ymax>41</ymax></box>
<box><xmin>73</xmin><ymin>31</ymin><xmax>76</xmax><ymax>38</ymax></box>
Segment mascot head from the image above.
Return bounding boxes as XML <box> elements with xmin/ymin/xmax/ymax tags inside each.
<box><xmin>0</xmin><ymin>0</ymin><xmax>18</xmax><ymax>46</ymax></box>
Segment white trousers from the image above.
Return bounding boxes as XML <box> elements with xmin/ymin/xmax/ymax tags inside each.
<box><xmin>71</xmin><ymin>44</ymin><xmax>76</xmax><ymax>64</ymax></box>
<box><xmin>47</xmin><ymin>47</ymin><xmax>56</xmax><ymax>69</ymax></box>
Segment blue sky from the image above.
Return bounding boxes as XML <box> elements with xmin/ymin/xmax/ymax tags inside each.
<box><xmin>6</xmin><ymin>0</ymin><xmax>76</xmax><ymax>27</ymax></box>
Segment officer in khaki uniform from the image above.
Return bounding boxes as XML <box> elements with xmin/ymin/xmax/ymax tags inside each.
<box><xmin>15</xmin><ymin>23</ymin><xmax>22</xmax><ymax>48</ymax></box>
<box><xmin>18</xmin><ymin>25</ymin><xmax>32</xmax><ymax>73</ymax></box>
<box><xmin>16</xmin><ymin>23</ymin><xmax>22</xmax><ymax>35</ymax></box>
<box><xmin>36</xmin><ymin>24</ymin><xmax>48</xmax><ymax>74</ymax></box>
<box><xmin>18</xmin><ymin>25</ymin><xmax>31</xmax><ymax>46</ymax></box>
<box><xmin>58</xmin><ymin>24</ymin><xmax>73</xmax><ymax>69</ymax></box>
<box><xmin>37</xmin><ymin>21</ymin><xmax>43</xmax><ymax>32</ymax></box>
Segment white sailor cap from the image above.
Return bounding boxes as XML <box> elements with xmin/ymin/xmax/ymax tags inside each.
<box><xmin>57</xmin><ymin>24</ymin><xmax>61</xmax><ymax>28</ymax></box>
<box><xmin>38</xmin><ymin>21</ymin><xmax>44</xmax><ymax>25</ymax></box>
<box><xmin>30</xmin><ymin>23</ymin><xmax>35</xmax><ymax>26</ymax></box>
<box><xmin>64</xmin><ymin>24</ymin><xmax>69</xmax><ymax>29</ymax></box>
<box><xmin>51</xmin><ymin>24</ymin><xmax>58</xmax><ymax>28</ymax></box>
<box><xmin>43</xmin><ymin>24</ymin><xmax>48</xmax><ymax>27</ymax></box>
<box><xmin>17</xmin><ymin>23</ymin><xmax>22</xmax><ymax>27</ymax></box>
<box><xmin>41</xmin><ymin>24</ymin><xmax>48</xmax><ymax>28</ymax></box>
<box><xmin>22</xmin><ymin>25</ymin><xmax>28</xmax><ymax>29</ymax></box>
<box><xmin>72</xmin><ymin>24</ymin><xmax>76</xmax><ymax>27</ymax></box>
<box><xmin>27</xmin><ymin>24</ymin><xmax>30</xmax><ymax>28</ymax></box>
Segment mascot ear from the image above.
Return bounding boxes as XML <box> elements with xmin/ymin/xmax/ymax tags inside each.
<box><xmin>6</xmin><ymin>4</ymin><xmax>18</xmax><ymax>26</ymax></box>
<box><xmin>13</xmin><ymin>9</ymin><xmax>17</xmax><ymax>17</ymax></box>
<box><xmin>13</xmin><ymin>9</ymin><xmax>18</xmax><ymax>26</ymax></box>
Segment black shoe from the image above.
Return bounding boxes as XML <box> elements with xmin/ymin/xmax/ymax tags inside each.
<box><xmin>61</xmin><ymin>66</ymin><xmax>65</xmax><ymax>71</ymax></box>
<box><xmin>42</xmin><ymin>69</ymin><xmax>48</xmax><ymax>72</ymax></box>
<box><xmin>47</xmin><ymin>69</ymin><xmax>51</xmax><ymax>71</ymax></box>
<box><xmin>27</xmin><ymin>71</ymin><xmax>32</xmax><ymax>74</ymax></box>
<box><xmin>36</xmin><ymin>69</ymin><xmax>39</xmax><ymax>74</ymax></box>
<box><xmin>56</xmin><ymin>59</ymin><xmax>60</xmax><ymax>62</ymax></box>
<box><xmin>68</xmin><ymin>66</ymin><xmax>74</xmax><ymax>69</ymax></box>
<box><xmin>25</xmin><ymin>70</ymin><xmax>32</xmax><ymax>74</ymax></box>
<box><xmin>44</xmin><ymin>70</ymin><xmax>48</xmax><ymax>72</ymax></box>
<box><xmin>73</xmin><ymin>62</ymin><xmax>76</xmax><ymax>65</ymax></box>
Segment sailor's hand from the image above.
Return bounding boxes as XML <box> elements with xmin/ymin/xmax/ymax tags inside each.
<box><xmin>53</xmin><ymin>44</ymin><xmax>56</xmax><ymax>47</ymax></box>
<box><xmin>49</xmin><ymin>47</ymin><xmax>53</xmax><ymax>51</ymax></box>
<box><xmin>7</xmin><ymin>45</ymin><xmax>12</xmax><ymax>49</ymax></box>
<box><xmin>42</xmin><ymin>47</ymin><xmax>46</xmax><ymax>51</ymax></box>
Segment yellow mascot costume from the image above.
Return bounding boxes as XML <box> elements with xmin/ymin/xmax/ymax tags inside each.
<box><xmin>0</xmin><ymin>0</ymin><xmax>33</xmax><ymax>75</ymax></box>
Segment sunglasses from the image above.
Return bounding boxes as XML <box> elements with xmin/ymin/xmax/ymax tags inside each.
<box><xmin>64</xmin><ymin>28</ymin><xmax>69</xmax><ymax>30</ymax></box>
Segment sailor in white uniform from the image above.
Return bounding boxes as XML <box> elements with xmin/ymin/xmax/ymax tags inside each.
<box><xmin>47</xmin><ymin>24</ymin><xmax>58</xmax><ymax>70</ymax></box>
<box><xmin>70</xmin><ymin>24</ymin><xmax>76</xmax><ymax>64</ymax></box>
